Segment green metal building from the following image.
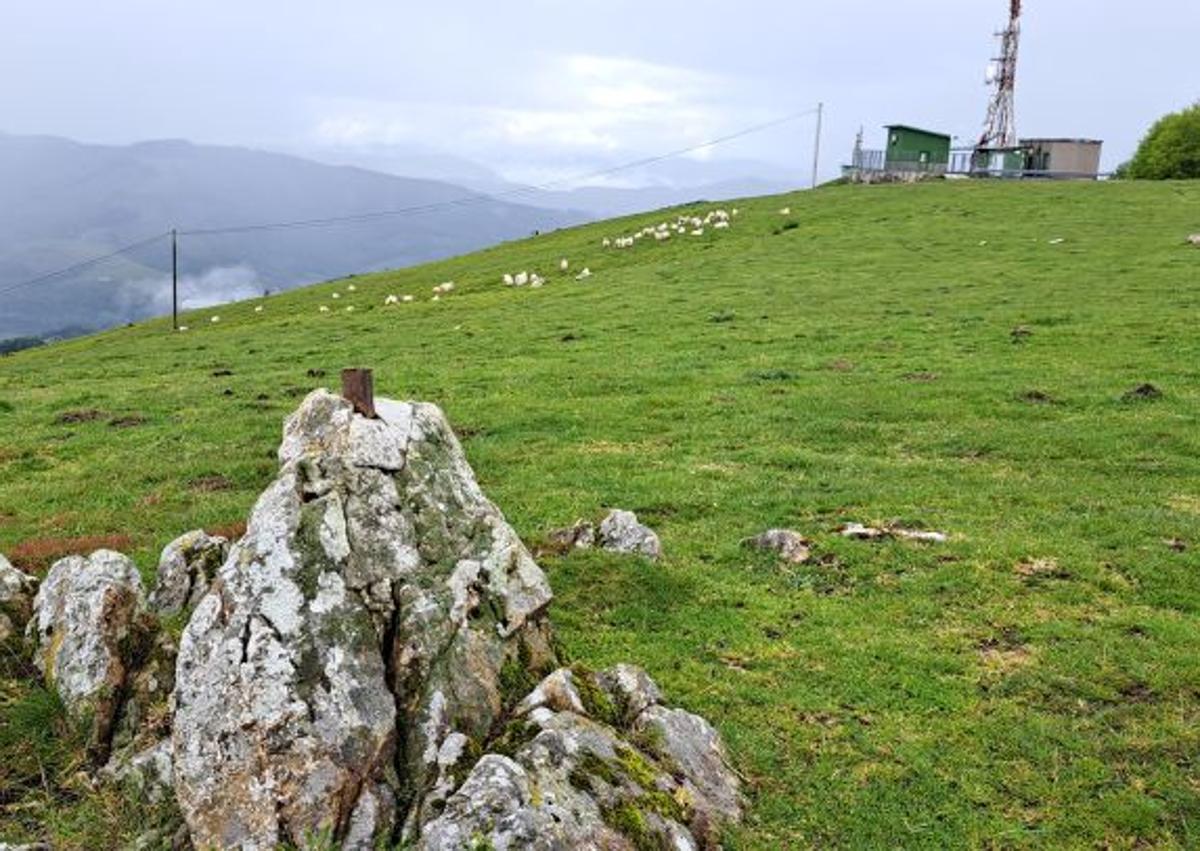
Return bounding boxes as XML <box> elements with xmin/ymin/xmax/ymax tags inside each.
<box><xmin>884</xmin><ymin>125</ymin><xmax>952</xmax><ymax>172</ymax></box>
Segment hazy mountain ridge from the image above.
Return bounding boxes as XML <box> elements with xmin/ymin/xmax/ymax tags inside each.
<box><xmin>0</xmin><ymin>133</ymin><xmax>588</xmax><ymax>338</ymax></box>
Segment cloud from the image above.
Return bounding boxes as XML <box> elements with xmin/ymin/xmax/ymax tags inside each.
<box><xmin>305</xmin><ymin>53</ymin><xmax>755</xmax><ymax>184</ymax></box>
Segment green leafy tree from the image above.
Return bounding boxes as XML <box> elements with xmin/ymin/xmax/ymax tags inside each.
<box><xmin>1125</xmin><ymin>103</ymin><xmax>1200</xmax><ymax>179</ymax></box>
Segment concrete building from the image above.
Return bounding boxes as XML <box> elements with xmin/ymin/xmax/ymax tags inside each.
<box><xmin>1019</xmin><ymin>138</ymin><xmax>1103</xmax><ymax>178</ymax></box>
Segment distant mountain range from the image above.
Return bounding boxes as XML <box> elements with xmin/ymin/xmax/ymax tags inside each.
<box><xmin>0</xmin><ymin>133</ymin><xmax>802</xmax><ymax>340</ymax></box>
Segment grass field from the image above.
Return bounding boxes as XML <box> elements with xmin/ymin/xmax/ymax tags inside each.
<box><xmin>2</xmin><ymin>180</ymin><xmax>1199</xmax><ymax>849</ymax></box>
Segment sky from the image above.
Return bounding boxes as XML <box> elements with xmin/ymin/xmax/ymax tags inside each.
<box><xmin>2</xmin><ymin>0</ymin><xmax>1197</xmax><ymax>185</ymax></box>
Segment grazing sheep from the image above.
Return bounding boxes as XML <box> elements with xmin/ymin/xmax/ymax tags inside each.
<box><xmin>602</xmin><ymin>237</ymin><xmax>612</xmax><ymax>247</ymax></box>
<box><xmin>431</xmin><ymin>294</ymin><xmax>441</xmax><ymax>302</ymax></box>
<box><xmin>732</xmin><ymin>208</ymin><xmax>740</xmax><ymax>216</ymax></box>
<box><xmin>779</xmin><ymin>207</ymin><xmax>791</xmax><ymax>215</ymax></box>
<box><xmin>210</xmin><ymin>315</ymin><xmax>220</xmax><ymax>323</ymax></box>
<box><xmin>691</xmin><ymin>228</ymin><xmax>704</xmax><ymax>236</ymax></box>
<box><xmin>575</xmin><ymin>268</ymin><xmax>592</xmax><ymax>280</ymax></box>
<box><xmin>347</xmin><ymin>284</ymin><xmax>357</xmax><ymax>292</ymax></box>
<box><xmin>319</xmin><ymin>306</ymin><xmax>330</xmax><ymax>313</ymax></box>
<box><xmin>177</xmin><ymin>325</ymin><xmax>189</xmax><ymax>332</ymax></box>
<box><xmin>332</xmin><ymin>292</ymin><xmax>341</xmax><ymax>300</ymax></box>
<box><xmin>345</xmin><ymin>305</ymin><xmax>355</xmax><ymax>312</ymax></box>
<box><xmin>559</xmin><ymin>258</ymin><xmax>569</xmax><ymax>272</ymax></box>
<box><xmin>503</xmin><ymin>273</ymin><xmax>515</xmax><ymax>286</ymax></box>
<box><xmin>530</xmin><ymin>274</ymin><xmax>545</xmax><ymax>288</ymax></box>
<box><xmin>514</xmin><ymin>271</ymin><xmax>529</xmax><ymax>286</ymax></box>
<box><xmin>384</xmin><ymin>295</ymin><xmax>399</xmax><ymax>305</ymax></box>
<box><xmin>714</xmin><ymin>220</ymin><xmax>730</xmax><ymax>230</ymax></box>
<box><xmin>254</xmin><ymin>305</ymin><xmax>264</xmax><ymax>313</ymax></box>
<box><xmin>432</xmin><ymin>281</ymin><xmax>455</xmax><ymax>295</ymax></box>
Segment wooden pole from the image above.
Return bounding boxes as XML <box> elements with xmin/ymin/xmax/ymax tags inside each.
<box><xmin>341</xmin><ymin>368</ymin><xmax>376</xmax><ymax>418</ymax></box>
<box><xmin>811</xmin><ymin>102</ymin><xmax>824</xmax><ymax>189</ymax></box>
<box><xmin>171</xmin><ymin>228</ymin><xmax>179</xmax><ymax>331</ymax></box>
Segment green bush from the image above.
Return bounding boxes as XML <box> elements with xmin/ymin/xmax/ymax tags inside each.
<box><xmin>1125</xmin><ymin>102</ymin><xmax>1200</xmax><ymax>179</ymax></box>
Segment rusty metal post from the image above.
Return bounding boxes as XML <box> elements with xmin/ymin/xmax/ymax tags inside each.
<box><xmin>341</xmin><ymin>368</ymin><xmax>376</xmax><ymax>418</ymax></box>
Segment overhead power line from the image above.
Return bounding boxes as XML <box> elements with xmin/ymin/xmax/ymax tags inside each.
<box><xmin>179</xmin><ymin>106</ymin><xmax>821</xmax><ymax>237</ymax></box>
<box><xmin>2</xmin><ymin>106</ymin><xmax>821</xmax><ymax>295</ymax></box>
<box><xmin>0</xmin><ymin>231</ymin><xmax>171</xmax><ymax>297</ymax></box>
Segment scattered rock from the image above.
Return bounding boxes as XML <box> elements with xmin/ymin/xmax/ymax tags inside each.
<box><xmin>27</xmin><ymin>550</ymin><xmax>146</xmax><ymax>749</ymax></box>
<box><xmin>840</xmin><ymin>523</ymin><xmax>948</xmax><ymax>543</ymax></box>
<box><xmin>1014</xmin><ymin>557</ymin><xmax>1063</xmax><ymax>578</ymax></box>
<box><xmin>1123</xmin><ymin>383</ymin><xmax>1163</xmax><ymax>402</ymax></box>
<box><xmin>420</xmin><ymin>665</ymin><xmax>739</xmax><ymax>850</ymax></box>
<box><xmin>0</xmin><ymin>553</ymin><xmax>37</xmax><ymax>642</ymax></box>
<box><xmin>172</xmin><ymin>390</ymin><xmax>557</xmax><ymax>849</ymax></box>
<box><xmin>101</xmin><ymin>738</ymin><xmax>174</xmax><ymax>804</ymax></box>
<box><xmin>149</xmin><ymin>531</ymin><xmax>230</xmax><ymax>617</ymax></box>
<box><xmin>742</xmin><ymin>529</ymin><xmax>812</xmax><ymax>564</ymax></box>
<box><xmin>903</xmin><ymin>371</ymin><xmax>939</xmax><ymax>382</ymax></box>
<box><xmin>545</xmin><ymin>520</ymin><xmax>596</xmax><ymax>552</ymax></box>
<box><xmin>1164</xmin><ymin>537</ymin><xmax>1187</xmax><ymax>552</ymax></box>
<box><xmin>598</xmin><ymin>509</ymin><xmax>662</xmax><ymax>560</ymax></box>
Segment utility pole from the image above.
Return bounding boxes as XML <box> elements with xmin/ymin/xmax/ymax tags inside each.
<box><xmin>811</xmin><ymin>102</ymin><xmax>824</xmax><ymax>189</ymax></box>
<box><xmin>171</xmin><ymin>229</ymin><xmax>179</xmax><ymax>331</ymax></box>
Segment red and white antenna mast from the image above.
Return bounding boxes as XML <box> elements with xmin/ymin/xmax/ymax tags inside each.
<box><xmin>976</xmin><ymin>0</ymin><xmax>1022</xmax><ymax>156</ymax></box>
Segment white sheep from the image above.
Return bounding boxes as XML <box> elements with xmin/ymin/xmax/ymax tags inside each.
<box><xmin>691</xmin><ymin>228</ymin><xmax>704</xmax><ymax>236</ymax></box>
<box><xmin>602</xmin><ymin>237</ymin><xmax>612</xmax><ymax>247</ymax></box>
<box><xmin>431</xmin><ymin>294</ymin><xmax>441</xmax><ymax>301</ymax></box>
<box><xmin>345</xmin><ymin>305</ymin><xmax>355</xmax><ymax>312</ymax></box>
<box><xmin>503</xmin><ymin>273</ymin><xmax>514</xmax><ymax>286</ymax></box>
<box><xmin>177</xmin><ymin>325</ymin><xmax>189</xmax><ymax>332</ymax></box>
<box><xmin>731</xmin><ymin>208</ymin><xmax>740</xmax><ymax>217</ymax></box>
<box><xmin>319</xmin><ymin>305</ymin><xmax>330</xmax><ymax>313</ymax></box>
<box><xmin>332</xmin><ymin>292</ymin><xmax>341</xmax><ymax>300</ymax></box>
<box><xmin>347</xmin><ymin>284</ymin><xmax>357</xmax><ymax>292</ymax></box>
<box><xmin>210</xmin><ymin>315</ymin><xmax>220</xmax><ymax>323</ymax></box>
<box><xmin>384</xmin><ymin>295</ymin><xmax>399</xmax><ymax>305</ymax></box>
<box><xmin>575</xmin><ymin>268</ymin><xmax>592</xmax><ymax>280</ymax></box>
<box><xmin>530</xmin><ymin>274</ymin><xmax>545</xmax><ymax>287</ymax></box>
<box><xmin>559</xmin><ymin>258</ymin><xmax>569</xmax><ymax>272</ymax></box>
<box><xmin>514</xmin><ymin>271</ymin><xmax>529</xmax><ymax>286</ymax></box>
<box><xmin>779</xmin><ymin>207</ymin><xmax>791</xmax><ymax>215</ymax></box>
<box><xmin>713</xmin><ymin>220</ymin><xmax>730</xmax><ymax>230</ymax></box>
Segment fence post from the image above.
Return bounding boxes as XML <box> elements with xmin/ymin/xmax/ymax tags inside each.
<box><xmin>171</xmin><ymin>228</ymin><xmax>178</xmax><ymax>331</ymax></box>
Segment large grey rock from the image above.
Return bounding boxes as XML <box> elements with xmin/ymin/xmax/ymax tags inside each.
<box><xmin>598</xmin><ymin>509</ymin><xmax>662</xmax><ymax>561</ymax></box>
<box><xmin>418</xmin><ymin>665</ymin><xmax>740</xmax><ymax>850</ymax></box>
<box><xmin>148</xmin><ymin>530</ymin><xmax>229</xmax><ymax>617</ymax></box>
<box><xmin>172</xmin><ymin>390</ymin><xmax>556</xmax><ymax>850</ymax></box>
<box><xmin>0</xmin><ymin>553</ymin><xmax>37</xmax><ymax>642</ymax></box>
<box><xmin>27</xmin><ymin>550</ymin><xmax>145</xmax><ymax>747</ymax></box>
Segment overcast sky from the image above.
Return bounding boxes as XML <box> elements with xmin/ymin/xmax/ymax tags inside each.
<box><xmin>2</xmin><ymin>1</ymin><xmax>1196</xmax><ymax>184</ymax></box>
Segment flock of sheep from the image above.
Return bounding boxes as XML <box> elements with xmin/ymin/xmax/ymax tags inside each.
<box><xmin>182</xmin><ymin>203</ymin><xmax>769</xmax><ymax>330</ymax></box>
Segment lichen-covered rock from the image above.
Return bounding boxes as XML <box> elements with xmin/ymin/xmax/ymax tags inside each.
<box><xmin>172</xmin><ymin>390</ymin><xmax>556</xmax><ymax>850</ymax></box>
<box><xmin>418</xmin><ymin>665</ymin><xmax>739</xmax><ymax>850</ymax></box>
<box><xmin>148</xmin><ymin>530</ymin><xmax>229</xmax><ymax>617</ymax></box>
<box><xmin>742</xmin><ymin>529</ymin><xmax>812</xmax><ymax>564</ymax></box>
<box><xmin>0</xmin><ymin>553</ymin><xmax>37</xmax><ymax>643</ymax></box>
<box><xmin>102</xmin><ymin>738</ymin><xmax>174</xmax><ymax>804</ymax></box>
<box><xmin>598</xmin><ymin>509</ymin><xmax>662</xmax><ymax>560</ymax></box>
<box><xmin>27</xmin><ymin>550</ymin><xmax>145</xmax><ymax>748</ymax></box>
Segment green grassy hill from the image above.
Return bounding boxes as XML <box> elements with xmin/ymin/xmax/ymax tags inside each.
<box><xmin>2</xmin><ymin>181</ymin><xmax>1199</xmax><ymax>848</ymax></box>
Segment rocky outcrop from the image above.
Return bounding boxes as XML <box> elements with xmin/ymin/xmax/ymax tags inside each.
<box><xmin>27</xmin><ymin>550</ymin><xmax>146</xmax><ymax>749</ymax></box>
<box><xmin>742</xmin><ymin>529</ymin><xmax>812</xmax><ymax>564</ymax></box>
<box><xmin>148</xmin><ymin>530</ymin><xmax>229</xmax><ymax>617</ymax></box>
<box><xmin>171</xmin><ymin>390</ymin><xmax>557</xmax><ymax>849</ymax></box>
<box><xmin>599</xmin><ymin>509</ymin><xmax>662</xmax><ymax>560</ymax></box>
<box><xmin>419</xmin><ymin>665</ymin><xmax>740</xmax><ymax>849</ymax></box>
<box><xmin>0</xmin><ymin>553</ymin><xmax>37</xmax><ymax>643</ymax></box>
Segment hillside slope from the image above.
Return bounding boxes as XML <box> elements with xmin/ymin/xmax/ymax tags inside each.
<box><xmin>0</xmin><ymin>133</ymin><xmax>585</xmax><ymax>339</ymax></box>
<box><xmin>1</xmin><ymin>181</ymin><xmax>1199</xmax><ymax>848</ymax></box>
